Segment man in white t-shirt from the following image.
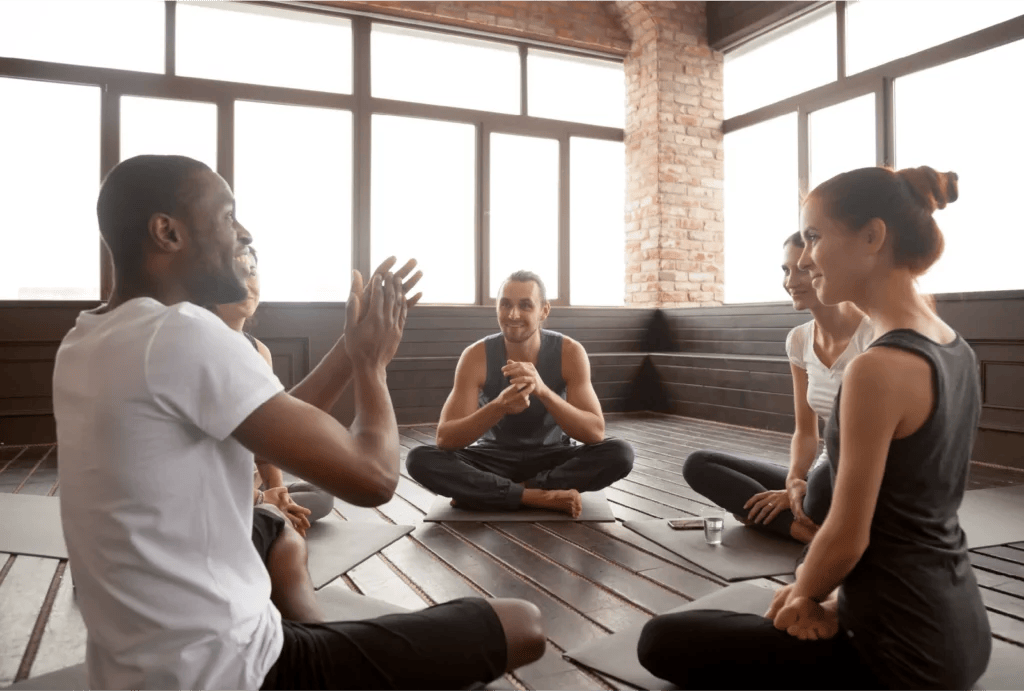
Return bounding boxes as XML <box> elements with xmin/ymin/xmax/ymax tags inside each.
<box><xmin>54</xmin><ymin>154</ymin><xmax>545</xmax><ymax>690</ymax></box>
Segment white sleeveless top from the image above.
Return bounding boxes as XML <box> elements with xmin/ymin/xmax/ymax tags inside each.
<box><xmin>785</xmin><ymin>316</ymin><xmax>875</xmax><ymax>469</ymax></box>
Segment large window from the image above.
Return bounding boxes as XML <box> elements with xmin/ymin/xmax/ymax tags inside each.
<box><xmin>0</xmin><ymin>78</ymin><xmax>101</xmax><ymax>300</ymax></box>
<box><xmin>724</xmin><ymin>6</ymin><xmax>836</xmax><ymax>118</ymax></box>
<box><xmin>723</xmin><ymin>1</ymin><xmax>1024</xmax><ymax>302</ymax></box>
<box><xmin>371</xmin><ymin>115</ymin><xmax>476</xmax><ymax>304</ymax></box>
<box><xmin>0</xmin><ymin>2</ymin><xmax>624</xmax><ymax>306</ymax></box>
<box><xmin>489</xmin><ymin>134</ymin><xmax>560</xmax><ymax>299</ymax></box>
<box><xmin>176</xmin><ymin>3</ymin><xmax>352</xmax><ymax>93</ymax></box>
<box><xmin>724</xmin><ymin>114</ymin><xmax>798</xmax><ymax>304</ymax></box>
<box><xmin>371</xmin><ymin>25</ymin><xmax>519</xmax><ymax>113</ymax></box>
<box><xmin>895</xmin><ymin>38</ymin><xmax>1024</xmax><ymax>295</ymax></box>
<box><xmin>234</xmin><ymin>101</ymin><xmax>353</xmax><ymax>302</ymax></box>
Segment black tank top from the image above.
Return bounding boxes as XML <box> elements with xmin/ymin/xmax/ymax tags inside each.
<box><xmin>242</xmin><ymin>331</ymin><xmax>259</xmax><ymax>351</ymax></box>
<box><xmin>826</xmin><ymin>329</ymin><xmax>990</xmax><ymax>689</ymax></box>
<box><xmin>477</xmin><ymin>329</ymin><xmax>569</xmax><ymax>449</ymax></box>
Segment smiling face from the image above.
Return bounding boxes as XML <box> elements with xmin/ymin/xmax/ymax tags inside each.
<box><xmin>799</xmin><ymin>195</ymin><xmax>870</xmax><ymax>306</ymax></box>
<box><xmin>781</xmin><ymin>241</ymin><xmax>818</xmax><ymax>311</ymax></box>
<box><xmin>176</xmin><ymin>169</ymin><xmax>251</xmax><ymax>306</ymax></box>
<box><xmin>214</xmin><ymin>249</ymin><xmax>260</xmax><ymax>326</ymax></box>
<box><xmin>497</xmin><ymin>280</ymin><xmax>550</xmax><ymax>345</ymax></box>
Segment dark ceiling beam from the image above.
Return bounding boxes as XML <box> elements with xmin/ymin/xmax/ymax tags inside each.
<box><xmin>707</xmin><ymin>1</ymin><xmax>831</xmax><ymax>53</ymax></box>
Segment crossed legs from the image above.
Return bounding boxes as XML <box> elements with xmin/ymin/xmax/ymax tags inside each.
<box><xmin>406</xmin><ymin>438</ymin><xmax>634</xmax><ymax>516</ymax></box>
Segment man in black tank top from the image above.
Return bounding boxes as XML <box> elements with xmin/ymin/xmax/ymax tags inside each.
<box><xmin>407</xmin><ymin>271</ymin><xmax>634</xmax><ymax>517</ymax></box>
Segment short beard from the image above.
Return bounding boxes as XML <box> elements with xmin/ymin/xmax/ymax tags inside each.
<box><xmin>501</xmin><ymin>325</ymin><xmax>538</xmax><ymax>344</ymax></box>
<box><xmin>191</xmin><ymin>271</ymin><xmax>247</xmax><ymax>307</ymax></box>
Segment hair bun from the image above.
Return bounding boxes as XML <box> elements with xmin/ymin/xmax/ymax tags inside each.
<box><xmin>897</xmin><ymin>166</ymin><xmax>959</xmax><ymax>212</ymax></box>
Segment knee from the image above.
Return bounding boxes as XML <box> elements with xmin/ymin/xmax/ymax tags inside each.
<box><xmin>637</xmin><ymin>616</ymin><xmax>684</xmax><ymax>679</ymax></box>
<box><xmin>602</xmin><ymin>438</ymin><xmax>634</xmax><ymax>478</ymax></box>
<box><xmin>681</xmin><ymin>450</ymin><xmax>715</xmax><ymax>487</ymax></box>
<box><xmin>405</xmin><ymin>446</ymin><xmax>439</xmax><ymax>483</ymax></box>
<box><xmin>269</xmin><ymin>519</ymin><xmax>308</xmax><ymax>565</ymax></box>
<box><xmin>488</xmin><ymin>598</ymin><xmax>546</xmax><ymax>670</ymax></box>
<box><xmin>305</xmin><ymin>490</ymin><xmax>334</xmax><ymax>522</ymax></box>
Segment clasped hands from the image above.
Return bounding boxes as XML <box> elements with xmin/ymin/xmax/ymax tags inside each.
<box><xmin>498</xmin><ymin>360</ymin><xmax>548</xmax><ymax>415</ymax></box>
<box><xmin>764</xmin><ymin>583</ymin><xmax>839</xmax><ymax>641</ymax></box>
<box><xmin>263</xmin><ymin>486</ymin><xmax>312</xmax><ymax>537</ymax></box>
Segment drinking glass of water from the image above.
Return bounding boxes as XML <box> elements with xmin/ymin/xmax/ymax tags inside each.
<box><xmin>701</xmin><ymin>506</ymin><xmax>725</xmax><ymax>545</ymax></box>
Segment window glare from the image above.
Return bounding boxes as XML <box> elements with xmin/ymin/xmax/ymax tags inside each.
<box><xmin>808</xmin><ymin>93</ymin><xmax>876</xmax><ymax>190</ymax></box>
<box><xmin>724</xmin><ymin>114</ymin><xmax>798</xmax><ymax>304</ymax></box>
<box><xmin>120</xmin><ymin>97</ymin><xmax>218</xmax><ymax>170</ymax></box>
<box><xmin>0</xmin><ymin>78</ymin><xmax>100</xmax><ymax>300</ymax></box>
<box><xmin>489</xmin><ymin>134</ymin><xmax>559</xmax><ymax>299</ymax></box>
<box><xmin>895</xmin><ymin>38</ymin><xmax>1024</xmax><ymax>294</ymax></box>
<box><xmin>529</xmin><ymin>50</ymin><xmax>625</xmax><ymax>128</ymax></box>
<box><xmin>571</xmin><ymin>138</ymin><xmax>625</xmax><ymax>305</ymax></box>
<box><xmin>724</xmin><ymin>7</ymin><xmax>836</xmax><ymax>117</ymax></box>
<box><xmin>372</xmin><ymin>25</ymin><xmax>519</xmax><ymax>113</ymax></box>
<box><xmin>0</xmin><ymin>0</ymin><xmax>164</xmax><ymax>73</ymax></box>
<box><xmin>234</xmin><ymin>101</ymin><xmax>352</xmax><ymax>301</ymax></box>
<box><xmin>176</xmin><ymin>3</ymin><xmax>352</xmax><ymax>93</ymax></box>
<box><xmin>846</xmin><ymin>0</ymin><xmax>1024</xmax><ymax>76</ymax></box>
<box><xmin>372</xmin><ymin>115</ymin><xmax>476</xmax><ymax>304</ymax></box>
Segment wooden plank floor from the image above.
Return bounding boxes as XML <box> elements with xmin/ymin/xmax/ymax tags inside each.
<box><xmin>2</xmin><ymin>413</ymin><xmax>1024</xmax><ymax>688</ymax></box>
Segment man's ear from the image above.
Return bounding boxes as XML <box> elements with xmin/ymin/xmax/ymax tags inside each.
<box><xmin>149</xmin><ymin>213</ymin><xmax>184</xmax><ymax>253</ymax></box>
<box><xmin>861</xmin><ymin>218</ymin><xmax>887</xmax><ymax>256</ymax></box>
<box><xmin>540</xmin><ymin>300</ymin><xmax>551</xmax><ymax>321</ymax></box>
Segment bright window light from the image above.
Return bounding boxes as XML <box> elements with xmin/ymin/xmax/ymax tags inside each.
<box><xmin>724</xmin><ymin>113</ymin><xmax>798</xmax><ymax>304</ymax></box>
<box><xmin>528</xmin><ymin>50</ymin><xmax>624</xmax><ymax>128</ymax></box>
<box><xmin>372</xmin><ymin>115</ymin><xmax>476</xmax><ymax>304</ymax></box>
<box><xmin>0</xmin><ymin>78</ymin><xmax>101</xmax><ymax>300</ymax></box>
<box><xmin>808</xmin><ymin>93</ymin><xmax>875</xmax><ymax>190</ymax></box>
<box><xmin>895</xmin><ymin>38</ymin><xmax>1024</xmax><ymax>294</ymax></box>
<box><xmin>372</xmin><ymin>25</ymin><xmax>519</xmax><ymax>113</ymax></box>
<box><xmin>724</xmin><ymin>6</ymin><xmax>836</xmax><ymax>118</ymax></box>
<box><xmin>846</xmin><ymin>0</ymin><xmax>1024</xmax><ymax>76</ymax></box>
<box><xmin>0</xmin><ymin>0</ymin><xmax>164</xmax><ymax>73</ymax></box>
<box><xmin>489</xmin><ymin>134</ymin><xmax>559</xmax><ymax>299</ymax></box>
<box><xmin>570</xmin><ymin>137</ymin><xmax>625</xmax><ymax>305</ymax></box>
<box><xmin>176</xmin><ymin>2</ymin><xmax>352</xmax><ymax>93</ymax></box>
<box><xmin>120</xmin><ymin>96</ymin><xmax>217</xmax><ymax>169</ymax></box>
<box><xmin>234</xmin><ymin>101</ymin><xmax>352</xmax><ymax>301</ymax></box>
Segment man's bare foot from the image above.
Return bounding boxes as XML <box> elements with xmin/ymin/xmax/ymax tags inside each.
<box><xmin>521</xmin><ymin>488</ymin><xmax>583</xmax><ymax>518</ymax></box>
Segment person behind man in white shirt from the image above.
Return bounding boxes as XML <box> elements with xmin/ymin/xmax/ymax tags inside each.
<box><xmin>53</xmin><ymin>154</ymin><xmax>545</xmax><ymax>690</ymax></box>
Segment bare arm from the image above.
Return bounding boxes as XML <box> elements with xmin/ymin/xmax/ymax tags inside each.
<box><xmin>504</xmin><ymin>338</ymin><xmax>604</xmax><ymax>445</ymax></box>
<box><xmin>233</xmin><ymin>271</ymin><xmax>407</xmax><ymax>507</ymax></box>
<box><xmin>434</xmin><ymin>343</ymin><xmax>531</xmax><ymax>449</ymax></box>
<box><xmin>787</xmin><ymin>364</ymin><xmax>820</xmax><ymax>486</ymax></box>
<box><xmin>789</xmin><ymin>349</ymin><xmax>913</xmax><ymax>601</ymax></box>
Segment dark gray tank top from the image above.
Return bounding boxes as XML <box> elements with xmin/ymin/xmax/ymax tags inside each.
<box><xmin>477</xmin><ymin>329</ymin><xmax>569</xmax><ymax>449</ymax></box>
<box><xmin>827</xmin><ymin>329</ymin><xmax>990</xmax><ymax>689</ymax></box>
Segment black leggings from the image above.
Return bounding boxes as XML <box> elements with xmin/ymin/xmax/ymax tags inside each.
<box><xmin>637</xmin><ymin>609</ymin><xmax>886</xmax><ymax>689</ymax></box>
<box><xmin>682</xmin><ymin>450</ymin><xmax>833</xmax><ymax>539</ymax></box>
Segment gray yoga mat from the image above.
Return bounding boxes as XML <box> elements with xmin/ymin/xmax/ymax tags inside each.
<box><xmin>976</xmin><ymin>638</ymin><xmax>1024</xmax><ymax>691</ymax></box>
<box><xmin>564</xmin><ymin>582</ymin><xmax>777</xmax><ymax>690</ymax></box>
<box><xmin>959</xmin><ymin>484</ymin><xmax>1024</xmax><ymax>549</ymax></box>
<box><xmin>624</xmin><ymin>515</ymin><xmax>805</xmax><ymax>581</ymax></box>
<box><xmin>423</xmin><ymin>490</ymin><xmax>615</xmax><ymax>522</ymax></box>
<box><xmin>303</xmin><ymin>513</ymin><xmax>414</xmax><ymax>589</ymax></box>
<box><xmin>0</xmin><ymin>494</ymin><xmax>67</xmax><ymax>559</ymax></box>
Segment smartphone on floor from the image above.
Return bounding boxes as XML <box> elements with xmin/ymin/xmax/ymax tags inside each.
<box><xmin>667</xmin><ymin>518</ymin><xmax>704</xmax><ymax>530</ymax></box>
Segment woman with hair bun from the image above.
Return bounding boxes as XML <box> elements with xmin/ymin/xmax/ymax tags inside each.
<box><xmin>637</xmin><ymin>166</ymin><xmax>990</xmax><ymax>689</ymax></box>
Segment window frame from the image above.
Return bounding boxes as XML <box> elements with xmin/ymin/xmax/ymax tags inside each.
<box><xmin>722</xmin><ymin>1</ymin><xmax>1024</xmax><ymax>302</ymax></box>
<box><xmin>0</xmin><ymin>0</ymin><xmax>625</xmax><ymax>307</ymax></box>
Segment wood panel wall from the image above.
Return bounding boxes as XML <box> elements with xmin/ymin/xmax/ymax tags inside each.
<box><xmin>2</xmin><ymin>293</ymin><xmax>1021</xmax><ymax>469</ymax></box>
<box><xmin>654</xmin><ymin>290</ymin><xmax>1024</xmax><ymax>469</ymax></box>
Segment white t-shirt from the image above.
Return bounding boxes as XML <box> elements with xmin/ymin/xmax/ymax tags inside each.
<box><xmin>785</xmin><ymin>316</ymin><xmax>875</xmax><ymax>469</ymax></box>
<box><xmin>53</xmin><ymin>298</ymin><xmax>285</xmax><ymax>690</ymax></box>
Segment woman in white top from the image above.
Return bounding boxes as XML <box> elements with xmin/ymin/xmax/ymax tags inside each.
<box><xmin>214</xmin><ymin>246</ymin><xmax>334</xmax><ymax>535</ymax></box>
<box><xmin>681</xmin><ymin>232</ymin><xmax>874</xmax><ymax>543</ymax></box>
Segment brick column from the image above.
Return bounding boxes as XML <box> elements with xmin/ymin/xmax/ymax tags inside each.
<box><xmin>613</xmin><ymin>1</ymin><xmax>724</xmax><ymax>307</ymax></box>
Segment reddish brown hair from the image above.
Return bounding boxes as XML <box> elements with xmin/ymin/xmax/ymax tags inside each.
<box><xmin>807</xmin><ymin>166</ymin><xmax>958</xmax><ymax>276</ymax></box>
